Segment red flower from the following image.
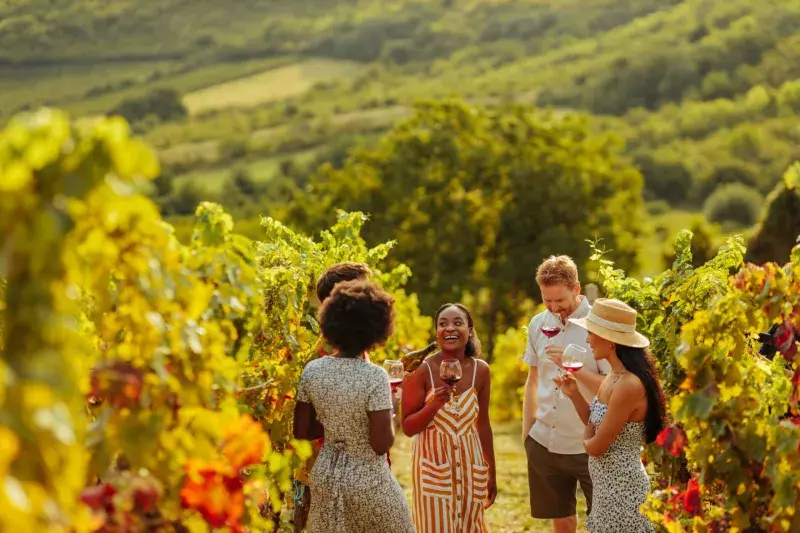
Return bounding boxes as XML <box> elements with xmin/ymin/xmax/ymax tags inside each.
<box><xmin>682</xmin><ymin>478</ymin><xmax>702</xmax><ymax>517</ymax></box>
<box><xmin>656</xmin><ymin>426</ymin><xmax>687</xmax><ymax>457</ymax></box>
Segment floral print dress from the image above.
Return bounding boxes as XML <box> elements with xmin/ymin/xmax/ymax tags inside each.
<box><xmin>586</xmin><ymin>398</ymin><xmax>654</xmax><ymax>533</ymax></box>
<box><xmin>297</xmin><ymin>356</ymin><xmax>414</xmax><ymax>533</ymax></box>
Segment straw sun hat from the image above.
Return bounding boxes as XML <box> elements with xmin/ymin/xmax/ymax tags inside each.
<box><xmin>568</xmin><ymin>298</ymin><xmax>650</xmax><ymax>349</ymax></box>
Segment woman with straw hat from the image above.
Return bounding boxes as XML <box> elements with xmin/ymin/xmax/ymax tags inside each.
<box><xmin>554</xmin><ymin>298</ymin><xmax>667</xmax><ymax>533</ymax></box>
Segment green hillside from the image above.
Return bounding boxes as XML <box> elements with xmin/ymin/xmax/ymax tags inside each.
<box><xmin>2</xmin><ymin>0</ymin><xmax>797</xmax><ymax>275</ymax></box>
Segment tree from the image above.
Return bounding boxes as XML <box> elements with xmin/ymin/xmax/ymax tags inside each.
<box><xmin>232</xmin><ymin>166</ymin><xmax>258</xmax><ymax>197</ymax></box>
<box><xmin>746</xmin><ymin>162</ymin><xmax>800</xmax><ymax>265</ymax></box>
<box><xmin>703</xmin><ymin>182</ymin><xmax>763</xmax><ymax>226</ymax></box>
<box><xmin>635</xmin><ymin>154</ymin><xmax>693</xmax><ymax>205</ymax></box>
<box><xmin>110</xmin><ymin>88</ymin><xmax>188</xmax><ymax>124</ymax></box>
<box><xmin>290</xmin><ymin>100</ymin><xmax>644</xmax><ymax>359</ymax></box>
<box><xmin>692</xmin><ymin>163</ymin><xmax>760</xmax><ymax>204</ymax></box>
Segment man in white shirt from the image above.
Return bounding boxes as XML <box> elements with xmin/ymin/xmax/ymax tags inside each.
<box><xmin>522</xmin><ymin>255</ymin><xmax>610</xmax><ymax>533</ymax></box>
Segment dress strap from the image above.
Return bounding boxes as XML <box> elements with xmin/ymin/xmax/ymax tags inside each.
<box><xmin>472</xmin><ymin>359</ymin><xmax>478</xmax><ymax>388</ymax></box>
<box><xmin>423</xmin><ymin>361</ymin><xmax>435</xmax><ymax>390</ymax></box>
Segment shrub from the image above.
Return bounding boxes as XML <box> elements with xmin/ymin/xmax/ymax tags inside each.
<box><xmin>703</xmin><ymin>182</ymin><xmax>763</xmax><ymax>226</ymax></box>
<box><xmin>692</xmin><ymin>163</ymin><xmax>760</xmax><ymax>203</ymax></box>
<box><xmin>646</xmin><ymin>200</ymin><xmax>671</xmax><ymax>216</ymax></box>
<box><xmin>635</xmin><ymin>154</ymin><xmax>693</xmax><ymax>205</ymax></box>
<box><xmin>488</xmin><ymin>326</ymin><xmax>529</xmax><ymax>422</ymax></box>
<box><xmin>110</xmin><ymin>88</ymin><xmax>187</xmax><ymax>124</ymax></box>
<box><xmin>746</xmin><ymin>162</ymin><xmax>800</xmax><ymax>264</ymax></box>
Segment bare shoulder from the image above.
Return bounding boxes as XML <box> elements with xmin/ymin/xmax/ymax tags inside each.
<box><xmin>474</xmin><ymin>358</ymin><xmax>491</xmax><ymax>390</ymax></box>
<box><xmin>612</xmin><ymin>373</ymin><xmax>645</xmax><ymax>401</ymax></box>
<box><xmin>410</xmin><ymin>355</ymin><xmax>436</xmax><ymax>385</ymax></box>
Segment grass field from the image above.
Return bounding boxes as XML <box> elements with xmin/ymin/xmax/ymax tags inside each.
<box><xmin>391</xmin><ymin>421</ymin><xmax>589</xmax><ymax>533</ymax></box>
<box><xmin>172</xmin><ymin>147</ymin><xmax>324</xmax><ymax>193</ymax></box>
<box><xmin>0</xmin><ymin>57</ymin><xmax>298</xmax><ymax>122</ymax></box>
<box><xmin>0</xmin><ymin>61</ymin><xmax>175</xmax><ymax>120</ymax></box>
<box><xmin>68</xmin><ymin>57</ymin><xmax>296</xmax><ymax>117</ymax></box>
<box><xmin>183</xmin><ymin>59</ymin><xmax>366</xmax><ymax>115</ymax></box>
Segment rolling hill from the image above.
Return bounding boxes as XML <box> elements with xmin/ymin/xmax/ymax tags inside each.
<box><xmin>2</xmin><ymin>0</ymin><xmax>798</xmax><ymax>274</ymax></box>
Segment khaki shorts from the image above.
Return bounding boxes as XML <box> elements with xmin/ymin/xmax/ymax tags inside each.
<box><xmin>525</xmin><ymin>436</ymin><xmax>593</xmax><ymax>519</ymax></box>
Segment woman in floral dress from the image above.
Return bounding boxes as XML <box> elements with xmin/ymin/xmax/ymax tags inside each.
<box><xmin>293</xmin><ymin>280</ymin><xmax>414</xmax><ymax>533</ymax></box>
<box><xmin>402</xmin><ymin>303</ymin><xmax>497</xmax><ymax>532</ymax></box>
<box><xmin>555</xmin><ymin>298</ymin><xmax>667</xmax><ymax>533</ymax></box>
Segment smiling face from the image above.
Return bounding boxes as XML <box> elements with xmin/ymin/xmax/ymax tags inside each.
<box><xmin>436</xmin><ymin>305</ymin><xmax>472</xmax><ymax>353</ymax></box>
<box><xmin>540</xmin><ymin>283</ymin><xmax>581</xmax><ymax>321</ymax></box>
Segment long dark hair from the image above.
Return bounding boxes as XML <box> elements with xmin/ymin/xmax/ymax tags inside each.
<box><xmin>435</xmin><ymin>303</ymin><xmax>482</xmax><ymax>358</ymax></box>
<box><xmin>615</xmin><ymin>345</ymin><xmax>667</xmax><ymax>443</ymax></box>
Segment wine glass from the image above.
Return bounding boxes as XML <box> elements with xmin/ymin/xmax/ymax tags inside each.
<box><xmin>540</xmin><ymin>315</ymin><xmax>562</xmax><ymax>346</ymax></box>
<box><xmin>555</xmin><ymin>344</ymin><xmax>586</xmax><ymax>399</ymax></box>
<box><xmin>439</xmin><ymin>359</ymin><xmax>462</xmax><ymax>405</ymax></box>
<box><xmin>383</xmin><ymin>359</ymin><xmax>405</xmax><ymax>393</ymax></box>
<box><xmin>542</xmin><ymin>315</ymin><xmax>566</xmax><ymax>398</ymax></box>
<box><xmin>562</xmin><ymin>344</ymin><xmax>586</xmax><ymax>374</ymax></box>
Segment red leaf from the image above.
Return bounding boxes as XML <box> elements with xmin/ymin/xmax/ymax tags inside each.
<box><xmin>180</xmin><ymin>460</ymin><xmax>245</xmax><ymax>528</ymax></box>
<box><xmin>81</xmin><ymin>483</ymin><xmax>116</xmax><ymax>513</ymax></box>
<box><xmin>682</xmin><ymin>478</ymin><xmax>702</xmax><ymax>517</ymax></box>
<box><xmin>656</xmin><ymin>426</ymin><xmax>687</xmax><ymax>457</ymax></box>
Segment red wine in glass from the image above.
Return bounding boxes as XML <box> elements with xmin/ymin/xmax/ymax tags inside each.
<box><xmin>440</xmin><ymin>359</ymin><xmax>462</xmax><ymax>404</ymax></box>
<box><xmin>563</xmin><ymin>361</ymin><xmax>584</xmax><ymax>373</ymax></box>
<box><xmin>541</xmin><ymin>326</ymin><xmax>561</xmax><ymax>338</ymax></box>
<box><xmin>389</xmin><ymin>378</ymin><xmax>403</xmax><ymax>392</ymax></box>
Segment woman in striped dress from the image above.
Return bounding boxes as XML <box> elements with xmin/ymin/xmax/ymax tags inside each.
<box><xmin>402</xmin><ymin>303</ymin><xmax>497</xmax><ymax>532</ymax></box>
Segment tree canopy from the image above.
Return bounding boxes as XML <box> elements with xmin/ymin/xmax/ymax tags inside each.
<box><xmin>287</xmin><ymin>100</ymin><xmax>645</xmax><ymax>355</ymax></box>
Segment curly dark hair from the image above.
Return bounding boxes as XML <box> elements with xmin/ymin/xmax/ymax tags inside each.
<box><xmin>434</xmin><ymin>303</ymin><xmax>482</xmax><ymax>358</ymax></box>
<box><xmin>615</xmin><ymin>345</ymin><xmax>668</xmax><ymax>444</ymax></box>
<box><xmin>320</xmin><ymin>280</ymin><xmax>395</xmax><ymax>357</ymax></box>
<box><xmin>316</xmin><ymin>262</ymin><xmax>373</xmax><ymax>303</ymax></box>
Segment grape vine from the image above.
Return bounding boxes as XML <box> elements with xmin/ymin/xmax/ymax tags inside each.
<box><xmin>0</xmin><ymin>110</ymin><xmax>430</xmax><ymax>532</ymax></box>
<box><xmin>591</xmin><ymin>212</ymin><xmax>800</xmax><ymax>531</ymax></box>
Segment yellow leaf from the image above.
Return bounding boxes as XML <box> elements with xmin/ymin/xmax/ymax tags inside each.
<box><xmin>719</xmin><ymin>383</ymin><xmax>743</xmax><ymax>402</ymax></box>
<box><xmin>0</xmin><ymin>161</ymin><xmax>32</xmax><ymax>192</ymax></box>
<box><xmin>664</xmin><ymin>517</ymin><xmax>685</xmax><ymax>533</ymax></box>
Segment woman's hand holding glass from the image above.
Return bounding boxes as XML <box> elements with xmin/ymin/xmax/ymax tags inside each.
<box><xmin>553</xmin><ymin>372</ymin><xmax>580</xmax><ymax>398</ymax></box>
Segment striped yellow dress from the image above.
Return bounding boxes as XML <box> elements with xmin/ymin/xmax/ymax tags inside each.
<box><xmin>412</xmin><ymin>361</ymin><xmax>491</xmax><ymax>533</ymax></box>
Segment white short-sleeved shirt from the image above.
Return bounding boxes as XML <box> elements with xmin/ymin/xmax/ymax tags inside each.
<box><xmin>523</xmin><ymin>297</ymin><xmax>611</xmax><ymax>455</ymax></box>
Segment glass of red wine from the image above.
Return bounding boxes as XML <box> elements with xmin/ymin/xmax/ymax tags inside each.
<box><xmin>542</xmin><ymin>315</ymin><xmax>565</xmax><ymax>397</ymax></box>
<box><xmin>383</xmin><ymin>360</ymin><xmax>405</xmax><ymax>392</ymax></box>
<box><xmin>440</xmin><ymin>359</ymin><xmax>462</xmax><ymax>406</ymax></box>
<box><xmin>562</xmin><ymin>344</ymin><xmax>586</xmax><ymax>373</ymax></box>
<box><xmin>558</xmin><ymin>344</ymin><xmax>586</xmax><ymax>398</ymax></box>
<box><xmin>541</xmin><ymin>320</ymin><xmax>562</xmax><ymax>346</ymax></box>
<box><xmin>384</xmin><ymin>359</ymin><xmax>404</xmax><ymax>418</ymax></box>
